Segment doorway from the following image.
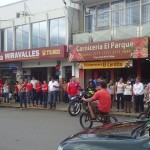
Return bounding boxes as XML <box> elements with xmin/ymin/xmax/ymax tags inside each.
<box><xmin>31</xmin><ymin>67</ymin><xmax>47</xmax><ymax>82</ymax></box>
<box><xmin>65</xmin><ymin>66</ymin><xmax>72</xmax><ymax>82</ymax></box>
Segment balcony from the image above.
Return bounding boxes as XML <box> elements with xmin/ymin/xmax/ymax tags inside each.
<box><xmin>72</xmin><ymin>24</ymin><xmax>150</xmax><ymax>44</ymax></box>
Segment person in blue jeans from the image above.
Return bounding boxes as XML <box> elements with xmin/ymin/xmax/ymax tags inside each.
<box><xmin>48</xmin><ymin>78</ymin><xmax>59</xmax><ymax>110</ymax></box>
<box><xmin>18</xmin><ymin>78</ymin><xmax>27</xmax><ymax>110</ymax></box>
<box><xmin>3</xmin><ymin>80</ymin><xmax>9</xmax><ymax>103</ymax></box>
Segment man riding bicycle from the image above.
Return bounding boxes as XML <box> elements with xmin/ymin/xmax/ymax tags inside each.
<box><xmin>82</xmin><ymin>80</ymin><xmax>111</xmax><ymax>120</ymax></box>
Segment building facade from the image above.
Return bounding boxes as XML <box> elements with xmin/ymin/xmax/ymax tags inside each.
<box><xmin>70</xmin><ymin>0</ymin><xmax>150</xmax><ymax>87</ymax></box>
<box><xmin>0</xmin><ymin>0</ymin><xmax>80</xmax><ymax>83</ymax></box>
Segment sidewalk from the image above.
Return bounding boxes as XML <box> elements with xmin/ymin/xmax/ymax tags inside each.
<box><xmin>0</xmin><ymin>100</ymin><xmax>143</xmax><ymax>118</ymax></box>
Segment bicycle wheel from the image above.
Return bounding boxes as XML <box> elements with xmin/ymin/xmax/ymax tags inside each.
<box><xmin>80</xmin><ymin>112</ymin><xmax>93</xmax><ymax>129</ymax></box>
<box><xmin>68</xmin><ymin>101</ymin><xmax>81</xmax><ymax>116</ymax></box>
<box><xmin>104</xmin><ymin>115</ymin><xmax>118</xmax><ymax>124</ymax></box>
<box><xmin>138</xmin><ymin>112</ymin><xmax>150</xmax><ymax>120</ymax></box>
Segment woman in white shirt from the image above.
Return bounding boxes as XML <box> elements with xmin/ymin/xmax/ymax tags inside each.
<box><xmin>133</xmin><ymin>77</ymin><xmax>144</xmax><ymax>113</ymax></box>
<box><xmin>115</xmin><ymin>78</ymin><xmax>124</xmax><ymax>112</ymax></box>
<box><xmin>124</xmin><ymin>80</ymin><xmax>132</xmax><ymax>113</ymax></box>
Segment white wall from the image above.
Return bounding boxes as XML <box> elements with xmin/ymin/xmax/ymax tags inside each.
<box><xmin>22</xmin><ymin>59</ymin><xmax>57</xmax><ymax>68</ymax></box>
<box><xmin>0</xmin><ymin>0</ymin><xmax>79</xmax><ymax>20</ymax></box>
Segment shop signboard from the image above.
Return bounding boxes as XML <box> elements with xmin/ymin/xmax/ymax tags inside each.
<box><xmin>78</xmin><ymin>60</ymin><xmax>133</xmax><ymax>69</ymax></box>
<box><xmin>69</xmin><ymin>37</ymin><xmax>149</xmax><ymax>62</ymax></box>
<box><xmin>0</xmin><ymin>46</ymin><xmax>67</xmax><ymax>62</ymax></box>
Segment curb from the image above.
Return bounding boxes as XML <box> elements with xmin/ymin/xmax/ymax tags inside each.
<box><xmin>0</xmin><ymin>104</ymin><xmax>68</xmax><ymax>112</ymax></box>
<box><xmin>0</xmin><ymin>104</ymin><xmax>139</xmax><ymax>118</ymax></box>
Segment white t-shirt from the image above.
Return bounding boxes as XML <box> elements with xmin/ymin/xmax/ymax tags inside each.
<box><xmin>31</xmin><ymin>79</ymin><xmax>38</xmax><ymax>89</ymax></box>
<box><xmin>133</xmin><ymin>82</ymin><xmax>144</xmax><ymax>95</ymax></box>
<box><xmin>48</xmin><ymin>80</ymin><xmax>59</xmax><ymax>92</ymax></box>
<box><xmin>116</xmin><ymin>82</ymin><xmax>124</xmax><ymax>94</ymax></box>
<box><xmin>107</xmin><ymin>85</ymin><xmax>114</xmax><ymax>94</ymax></box>
<box><xmin>124</xmin><ymin>84</ymin><xmax>132</xmax><ymax>95</ymax></box>
<box><xmin>3</xmin><ymin>84</ymin><xmax>9</xmax><ymax>93</ymax></box>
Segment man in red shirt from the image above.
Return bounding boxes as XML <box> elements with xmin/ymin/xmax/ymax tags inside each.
<box><xmin>35</xmin><ymin>80</ymin><xmax>42</xmax><ymax>107</ymax></box>
<box><xmin>42</xmin><ymin>81</ymin><xmax>48</xmax><ymax>108</ymax></box>
<box><xmin>26</xmin><ymin>80</ymin><xmax>33</xmax><ymax>106</ymax></box>
<box><xmin>67</xmin><ymin>76</ymin><xmax>81</xmax><ymax>101</ymax></box>
<box><xmin>83</xmin><ymin>80</ymin><xmax>111</xmax><ymax>119</ymax></box>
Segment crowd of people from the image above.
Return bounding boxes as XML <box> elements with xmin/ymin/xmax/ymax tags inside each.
<box><xmin>0</xmin><ymin>75</ymin><xmax>150</xmax><ymax>114</ymax></box>
<box><xmin>14</xmin><ymin>77</ymin><xmax>64</xmax><ymax>110</ymax></box>
<box><xmin>85</xmin><ymin>76</ymin><xmax>150</xmax><ymax>114</ymax></box>
<box><xmin>0</xmin><ymin>76</ymin><xmax>81</xmax><ymax>110</ymax></box>
<box><xmin>107</xmin><ymin>77</ymin><xmax>149</xmax><ymax>113</ymax></box>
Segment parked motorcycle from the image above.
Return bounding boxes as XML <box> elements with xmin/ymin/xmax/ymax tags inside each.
<box><xmin>68</xmin><ymin>89</ymin><xmax>94</xmax><ymax>116</ymax></box>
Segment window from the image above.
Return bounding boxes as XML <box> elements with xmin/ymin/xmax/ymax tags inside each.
<box><xmin>0</xmin><ymin>29</ymin><xmax>4</xmax><ymax>52</ymax></box>
<box><xmin>4</xmin><ymin>28</ymin><xmax>13</xmax><ymax>51</ymax></box>
<box><xmin>84</xmin><ymin>0</ymin><xmax>146</xmax><ymax>31</ymax></box>
<box><xmin>85</xmin><ymin>6</ymin><xmax>97</xmax><ymax>32</ymax></box>
<box><xmin>85</xmin><ymin>15</ymin><xmax>96</xmax><ymax>32</ymax></box>
<box><xmin>32</xmin><ymin>21</ymin><xmax>46</xmax><ymax>48</ymax></box>
<box><xmin>142</xmin><ymin>0</ymin><xmax>150</xmax><ymax>24</ymax></box>
<box><xmin>59</xmin><ymin>18</ymin><xmax>66</xmax><ymax>45</ymax></box>
<box><xmin>111</xmin><ymin>0</ymin><xmax>125</xmax><ymax>28</ymax></box>
<box><xmin>50</xmin><ymin>17</ymin><xmax>66</xmax><ymax>46</ymax></box>
<box><xmin>126</xmin><ymin>0</ymin><xmax>140</xmax><ymax>26</ymax></box>
<box><xmin>97</xmin><ymin>3</ymin><xmax>110</xmax><ymax>29</ymax></box>
<box><xmin>16</xmin><ymin>24</ymin><xmax>29</xmax><ymax>50</ymax></box>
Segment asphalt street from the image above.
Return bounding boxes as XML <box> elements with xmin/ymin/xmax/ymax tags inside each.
<box><xmin>0</xmin><ymin>108</ymin><xmax>135</xmax><ymax>150</ymax></box>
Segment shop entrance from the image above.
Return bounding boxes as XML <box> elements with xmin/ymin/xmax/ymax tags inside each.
<box><xmin>84</xmin><ymin>69</ymin><xmax>111</xmax><ymax>85</ymax></box>
<box><xmin>92</xmin><ymin>69</ymin><xmax>111</xmax><ymax>82</ymax></box>
<box><xmin>31</xmin><ymin>68</ymin><xmax>47</xmax><ymax>82</ymax></box>
<box><xmin>142</xmin><ymin>59</ymin><xmax>150</xmax><ymax>83</ymax></box>
<box><xmin>114</xmin><ymin>68</ymin><xmax>136</xmax><ymax>82</ymax></box>
<box><xmin>65</xmin><ymin>66</ymin><xmax>72</xmax><ymax>82</ymax></box>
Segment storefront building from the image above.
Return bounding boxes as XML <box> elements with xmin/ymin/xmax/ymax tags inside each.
<box><xmin>0</xmin><ymin>0</ymin><xmax>80</xmax><ymax>83</ymax></box>
<box><xmin>71</xmin><ymin>0</ymin><xmax>150</xmax><ymax>87</ymax></box>
<box><xmin>0</xmin><ymin>45</ymin><xmax>67</xmax><ymax>81</ymax></box>
<box><xmin>69</xmin><ymin>37</ymin><xmax>149</xmax><ymax>86</ymax></box>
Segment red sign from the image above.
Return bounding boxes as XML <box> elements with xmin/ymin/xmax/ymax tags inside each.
<box><xmin>69</xmin><ymin>37</ymin><xmax>149</xmax><ymax>62</ymax></box>
<box><xmin>0</xmin><ymin>46</ymin><xmax>67</xmax><ymax>62</ymax></box>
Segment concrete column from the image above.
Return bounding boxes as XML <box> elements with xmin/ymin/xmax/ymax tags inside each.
<box><xmin>79</xmin><ymin>69</ymin><xmax>84</xmax><ymax>88</ymax></box>
<box><xmin>28</xmin><ymin>17</ymin><xmax>32</xmax><ymax>49</ymax></box>
<box><xmin>111</xmin><ymin>68</ymin><xmax>115</xmax><ymax>81</ymax></box>
<box><xmin>47</xmin><ymin>67</ymin><xmax>51</xmax><ymax>82</ymax></box>
<box><xmin>12</xmin><ymin>20</ymin><xmax>16</xmax><ymax>50</ymax></box>
<box><xmin>0</xmin><ymin>29</ymin><xmax>1</xmax><ymax>52</ymax></box>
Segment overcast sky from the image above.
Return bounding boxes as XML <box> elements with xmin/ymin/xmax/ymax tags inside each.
<box><xmin>0</xmin><ymin>0</ymin><xmax>21</xmax><ymax>6</ymax></box>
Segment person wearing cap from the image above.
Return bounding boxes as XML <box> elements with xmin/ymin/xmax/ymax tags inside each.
<box><xmin>82</xmin><ymin>80</ymin><xmax>111</xmax><ymax>120</ymax></box>
<box><xmin>67</xmin><ymin>76</ymin><xmax>81</xmax><ymax>101</ymax></box>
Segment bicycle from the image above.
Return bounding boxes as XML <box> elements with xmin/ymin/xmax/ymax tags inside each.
<box><xmin>79</xmin><ymin>102</ymin><xmax>118</xmax><ymax>129</ymax></box>
<box><xmin>138</xmin><ymin>101</ymin><xmax>150</xmax><ymax>120</ymax></box>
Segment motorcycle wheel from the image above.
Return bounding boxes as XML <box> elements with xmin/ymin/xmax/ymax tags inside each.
<box><xmin>68</xmin><ymin>101</ymin><xmax>81</xmax><ymax>116</ymax></box>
